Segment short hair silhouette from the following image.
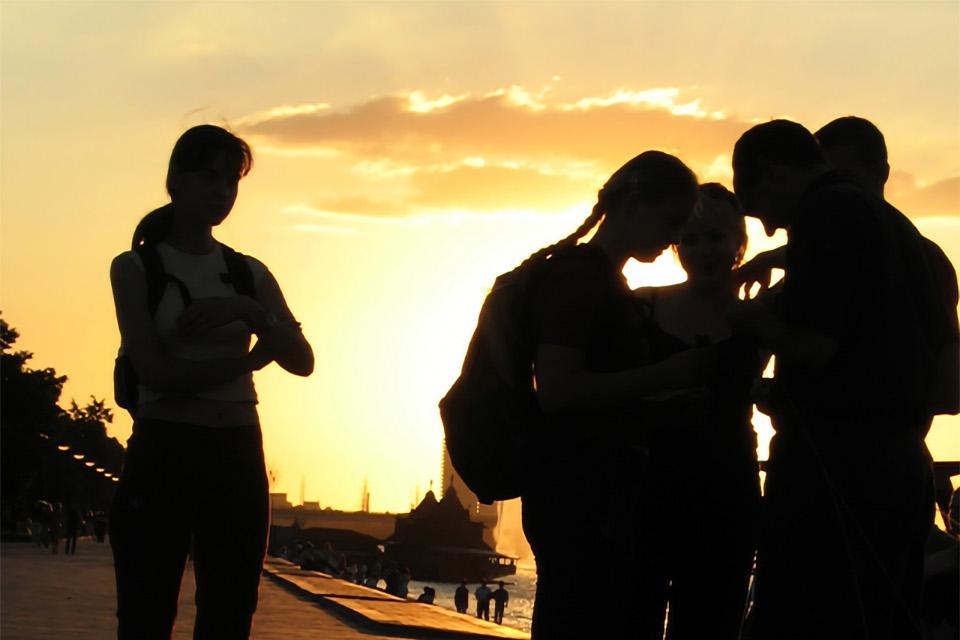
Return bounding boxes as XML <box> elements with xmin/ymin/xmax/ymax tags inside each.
<box><xmin>732</xmin><ymin>120</ymin><xmax>824</xmax><ymax>194</ymax></box>
<box><xmin>814</xmin><ymin>116</ymin><xmax>888</xmax><ymax>173</ymax></box>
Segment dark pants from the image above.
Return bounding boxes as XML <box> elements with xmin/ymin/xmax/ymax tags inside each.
<box><xmin>522</xmin><ymin>444</ymin><xmax>646</xmax><ymax>639</ymax></box>
<box><xmin>751</xmin><ymin>424</ymin><xmax>931</xmax><ymax>640</ymax></box>
<box><xmin>66</xmin><ymin>532</ymin><xmax>78</xmax><ymax>555</ymax></box>
<box><xmin>110</xmin><ymin>419</ymin><xmax>269</xmax><ymax>640</ymax></box>
<box><xmin>637</xmin><ymin>447</ymin><xmax>760</xmax><ymax>640</ymax></box>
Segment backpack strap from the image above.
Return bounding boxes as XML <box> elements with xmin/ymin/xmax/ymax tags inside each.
<box><xmin>219</xmin><ymin>244</ymin><xmax>257</xmax><ymax>298</ymax></box>
<box><xmin>134</xmin><ymin>243</ymin><xmax>192</xmax><ymax>317</ymax></box>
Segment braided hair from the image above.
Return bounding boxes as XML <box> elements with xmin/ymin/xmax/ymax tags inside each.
<box><xmin>519</xmin><ymin>151</ymin><xmax>698</xmax><ymax>268</ymax></box>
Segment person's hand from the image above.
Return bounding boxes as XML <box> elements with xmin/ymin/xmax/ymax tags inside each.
<box><xmin>734</xmin><ymin>247</ymin><xmax>786</xmax><ymax>299</ymax></box>
<box><xmin>176</xmin><ymin>297</ymin><xmax>253</xmax><ymax>340</ymax></box>
<box><xmin>658</xmin><ymin>347</ymin><xmax>718</xmax><ymax>388</ymax></box>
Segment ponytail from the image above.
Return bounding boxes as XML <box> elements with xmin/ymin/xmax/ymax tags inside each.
<box><xmin>131</xmin><ymin>124</ymin><xmax>252</xmax><ymax>250</ymax></box>
<box><xmin>131</xmin><ymin>204</ymin><xmax>174</xmax><ymax>249</ymax></box>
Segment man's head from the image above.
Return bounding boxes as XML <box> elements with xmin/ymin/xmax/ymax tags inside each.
<box><xmin>814</xmin><ymin>116</ymin><xmax>889</xmax><ymax>197</ymax></box>
<box><xmin>732</xmin><ymin>119</ymin><xmax>826</xmax><ymax>234</ymax></box>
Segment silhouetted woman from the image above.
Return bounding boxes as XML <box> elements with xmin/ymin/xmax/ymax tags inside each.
<box><xmin>525</xmin><ymin>151</ymin><xmax>712</xmax><ymax>638</ymax></box>
<box><xmin>109</xmin><ymin>125</ymin><xmax>314</xmax><ymax>638</ymax></box>
<box><xmin>634</xmin><ymin>183</ymin><xmax>763</xmax><ymax>639</ymax></box>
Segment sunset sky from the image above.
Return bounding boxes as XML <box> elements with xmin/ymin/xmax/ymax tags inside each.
<box><xmin>2</xmin><ymin>2</ymin><xmax>958</xmax><ymax>514</ymax></box>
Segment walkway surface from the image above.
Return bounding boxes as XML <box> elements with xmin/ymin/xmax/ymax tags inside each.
<box><xmin>0</xmin><ymin>541</ymin><xmax>530</xmax><ymax>640</ymax></box>
<box><xmin>263</xmin><ymin>558</ymin><xmax>529</xmax><ymax>639</ymax></box>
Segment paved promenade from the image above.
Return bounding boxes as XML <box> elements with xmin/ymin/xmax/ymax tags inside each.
<box><xmin>1</xmin><ymin>541</ymin><xmax>529</xmax><ymax>640</ymax></box>
<box><xmin>262</xmin><ymin>558</ymin><xmax>529</xmax><ymax>639</ymax></box>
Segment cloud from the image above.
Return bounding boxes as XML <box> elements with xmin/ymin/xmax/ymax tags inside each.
<box><xmin>238</xmin><ymin>86</ymin><xmax>747</xmax><ymax>177</ymax></box>
<box><xmin>409</xmin><ymin>164</ymin><xmax>591</xmax><ymax>211</ymax></box>
<box><xmin>306</xmin><ymin>164</ymin><xmax>592</xmax><ymax>218</ymax></box>
<box><xmin>313</xmin><ymin>196</ymin><xmax>414</xmax><ymax>217</ymax></box>
<box><xmin>888</xmin><ymin>172</ymin><xmax>960</xmax><ymax>218</ymax></box>
<box><xmin>240</xmin><ymin>86</ymin><xmax>958</xmax><ymax>221</ymax></box>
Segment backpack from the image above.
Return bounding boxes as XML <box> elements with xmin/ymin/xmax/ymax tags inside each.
<box><xmin>438</xmin><ymin>253</ymin><xmax>555</xmax><ymax>505</ymax></box>
<box><xmin>113</xmin><ymin>242</ymin><xmax>256</xmax><ymax>416</ymax></box>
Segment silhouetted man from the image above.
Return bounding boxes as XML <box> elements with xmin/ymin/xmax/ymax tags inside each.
<box><xmin>814</xmin><ymin>116</ymin><xmax>959</xmax><ymax>421</ymax></box>
<box><xmin>731</xmin><ymin>119</ymin><xmax>941</xmax><ymax>640</ymax></box>
<box><xmin>455</xmin><ymin>580</ymin><xmax>469</xmax><ymax>614</ymax></box>
<box><xmin>64</xmin><ymin>506</ymin><xmax>81</xmax><ymax>555</ymax></box>
<box><xmin>475</xmin><ymin>581</ymin><xmax>491</xmax><ymax>620</ymax></box>
<box><xmin>816</xmin><ymin>116</ymin><xmax>960</xmax><ymax>635</ymax></box>
<box><xmin>492</xmin><ymin>581</ymin><xmax>509</xmax><ymax>624</ymax></box>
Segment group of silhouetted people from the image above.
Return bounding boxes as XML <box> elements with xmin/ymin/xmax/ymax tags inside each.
<box><xmin>109</xmin><ymin>118</ymin><xmax>955</xmax><ymax>639</ymax></box>
<box><xmin>520</xmin><ymin>117</ymin><xmax>957</xmax><ymax>639</ymax></box>
<box><xmin>29</xmin><ymin>501</ymin><xmax>91</xmax><ymax>555</ymax></box>
<box><xmin>453</xmin><ymin>580</ymin><xmax>509</xmax><ymax>624</ymax></box>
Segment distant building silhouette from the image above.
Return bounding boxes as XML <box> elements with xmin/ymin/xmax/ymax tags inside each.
<box><xmin>385</xmin><ymin>484</ymin><xmax>517</xmax><ymax>582</ymax></box>
<box><xmin>441</xmin><ymin>440</ymin><xmax>499</xmax><ymax>547</ymax></box>
<box><xmin>270</xmin><ymin>493</ymin><xmax>396</xmax><ymax>540</ymax></box>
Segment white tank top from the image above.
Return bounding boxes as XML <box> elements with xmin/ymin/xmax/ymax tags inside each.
<box><xmin>120</xmin><ymin>242</ymin><xmax>269</xmax><ymax>405</ymax></box>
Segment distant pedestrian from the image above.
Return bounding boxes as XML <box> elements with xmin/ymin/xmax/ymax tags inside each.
<box><xmin>30</xmin><ymin>501</ymin><xmax>48</xmax><ymax>548</ymax></box>
<box><xmin>455</xmin><ymin>580</ymin><xmax>469</xmax><ymax>614</ymax></box>
<box><xmin>365</xmin><ymin>561</ymin><xmax>382</xmax><ymax>588</ymax></box>
<box><xmin>475</xmin><ymin>581</ymin><xmax>491</xmax><ymax>620</ymax></box>
<box><xmin>93</xmin><ymin>512</ymin><xmax>107</xmax><ymax>543</ymax></box>
<box><xmin>417</xmin><ymin>586</ymin><xmax>436</xmax><ymax>604</ymax></box>
<box><xmin>65</xmin><ymin>506</ymin><xmax>82</xmax><ymax>555</ymax></box>
<box><xmin>383</xmin><ymin>566</ymin><xmax>400</xmax><ymax>595</ymax></box>
<box><xmin>492</xmin><ymin>582</ymin><xmax>509</xmax><ymax>624</ymax></box>
<box><xmin>48</xmin><ymin>503</ymin><xmax>63</xmax><ymax>554</ymax></box>
<box><xmin>398</xmin><ymin>567</ymin><xmax>411</xmax><ymax>598</ymax></box>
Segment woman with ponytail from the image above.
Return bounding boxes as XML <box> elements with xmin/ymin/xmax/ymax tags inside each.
<box><xmin>109</xmin><ymin>125</ymin><xmax>313</xmax><ymax>638</ymax></box>
<box><xmin>524</xmin><ymin>151</ymin><xmax>714</xmax><ymax>638</ymax></box>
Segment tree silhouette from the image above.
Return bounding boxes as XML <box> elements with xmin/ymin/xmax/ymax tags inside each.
<box><xmin>1</xmin><ymin>313</ymin><xmax>124</xmax><ymax>529</ymax></box>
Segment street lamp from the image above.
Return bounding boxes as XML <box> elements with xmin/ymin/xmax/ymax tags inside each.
<box><xmin>85</xmin><ymin>461</ymin><xmax>95</xmax><ymax>467</ymax></box>
<box><xmin>73</xmin><ymin>453</ymin><xmax>85</xmax><ymax>460</ymax></box>
<box><xmin>95</xmin><ymin>468</ymin><xmax>105</xmax><ymax>473</ymax></box>
<box><xmin>57</xmin><ymin>445</ymin><xmax>70</xmax><ymax>452</ymax></box>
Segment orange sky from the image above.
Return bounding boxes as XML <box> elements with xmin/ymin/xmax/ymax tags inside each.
<box><xmin>2</xmin><ymin>2</ymin><xmax>958</xmax><ymax>512</ymax></box>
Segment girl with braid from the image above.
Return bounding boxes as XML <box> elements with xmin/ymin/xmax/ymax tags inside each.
<box><xmin>524</xmin><ymin>151</ymin><xmax>715</xmax><ymax>638</ymax></box>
